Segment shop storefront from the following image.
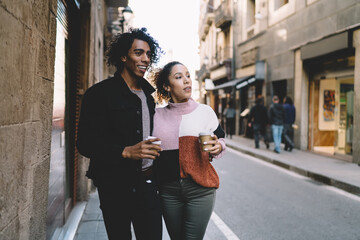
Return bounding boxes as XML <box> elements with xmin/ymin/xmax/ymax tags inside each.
<box><xmin>307</xmin><ymin>54</ymin><xmax>354</xmax><ymax>160</ymax></box>
<box><xmin>236</xmin><ymin>76</ymin><xmax>264</xmax><ymax>137</ymax></box>
<box><xmin>207</xmin><ymin>77</ymin><xmax>249</xmax><ymax>129</ymax></box>
<box><xmin>235</xmin><ymin>61</ymin><xmax>266</xmax><ymax>137</ymax></box>
<box><xmin>299</xmin><ymin>30</ymin><xmax>359</xmax><ymax>162</ymax></box>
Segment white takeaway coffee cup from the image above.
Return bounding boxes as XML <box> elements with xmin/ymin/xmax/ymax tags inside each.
<box><xmin>146</xmin><ymin>136</ymin><xmax>161</xmax><ymax>145</ymax></box>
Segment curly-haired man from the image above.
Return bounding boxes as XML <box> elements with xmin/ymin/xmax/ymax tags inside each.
<box><xmin>77</xmin><ymin>28</ymin><xmax>164</xmax><ymax>239</ymax></box>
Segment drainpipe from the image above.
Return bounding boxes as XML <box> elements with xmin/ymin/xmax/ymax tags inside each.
<box><xmin>232</xmin><ymin>0</ymin><xmax>238</xmax><ymax>134</ymax></box>
<box><xmin>231</xmin><ymin>0</ymin><xmax>237</xmax><ymax>80</ymax></box>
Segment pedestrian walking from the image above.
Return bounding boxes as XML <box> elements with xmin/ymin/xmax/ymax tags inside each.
<box><xmin>269</xmin><ymin>95</ymin><xmax>285</xmax><ymax>153</ymax></box>
<box><xmin>248</xmin><ymin>96</ymin><xmax>270</xmax><ymax>149</ymax></box>
<box><xmin>151</xmin><ymin>61</ymin><xmax>226</xmax><ymax>240</ymax></box>
<box><xmin>283</xmin><ymin>96</ymin><xmax>295</xmax><ymax>151</ymax></box>
<box><xmin>76</xmin><ymin>28</ymin><xmax>164</xmax><ymax>240</ymax></box>
<box><xmin>223</xmin><ymin>101</ymin><xmax>236</xmax><ymax>139</ymax></box>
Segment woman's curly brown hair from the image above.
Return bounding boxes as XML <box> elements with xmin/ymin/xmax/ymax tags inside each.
<box><xmin>150</xmin><ymin>61</ymin><xmax>183</xmax><ymax>103</ymax></box>
<box><xmin>106</xmin><ymin>27</ymin><xmax>164</xmax><ymax>71</ymax></box>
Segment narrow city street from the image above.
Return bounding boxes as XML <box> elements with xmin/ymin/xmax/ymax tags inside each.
<box><xmin>76</xmin><ymin>147</ymin><xmax>360</xmax><ymax>240</ymax></box>
<box><xmin>204</xmin><ymin>148</ymin><xmax>360</xmax><ymax>240</ymax></box>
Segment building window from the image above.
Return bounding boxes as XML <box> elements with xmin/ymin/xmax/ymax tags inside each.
<box><xmin>247</xmin><ymin>0</ymin><xmax>256</xmax><ymax>38</ymax></box>
<box><xmin>242</xmin><ymin>0</ymin><xmax>261</xmax><ymax>40</ymax></box>
<box><xmin>216</xmin><ymin>27</ymin><xmax>231</xmax><ymax>62</ymax></box>
<box><xmin>247</xmin><ymin>0</ymin><xmax>256</xmax><ymax>28</ymax></box>
<box><xmin>268</xmin><ymin>0</ymin><xmax>295</xmax><ymax>26</ymax></box>
<box><xmin>307</xmin><ymin>0</ymin><xmax>319</xmax><ymax>5</ymax></box>
<box><xmin>274</xmin><ymin>0</ymin><xmax>288</xmax><ymax>10</ymax></box>
<box><xmin>272</xmin><ymin>79</ymin><xmax>287</xmax><ymax>103</ymax></box>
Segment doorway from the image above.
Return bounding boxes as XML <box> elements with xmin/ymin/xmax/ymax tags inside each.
<box><xmin>272</xmin><ymin>79</ymin><xmax>287</xmax><ymax>102</ymax></box>
<box><xmin>308</xmin><ymin>77</ymin><xmax>354</xmax><ymax>158</ymax></box>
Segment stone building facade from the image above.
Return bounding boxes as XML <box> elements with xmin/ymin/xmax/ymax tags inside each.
<box><xmin>197</xmin><ymin>0</ymin><xmax>360</xmax><ymax>163</ymax></box>
<box><xmin>0</xmin><ymin>0</ymin><xmax>58</xmax><ymax>238</ymax></box>
<box><xmin>0</xmin><ymin>0</ymin><xmax>129</xmax><ymax>239</ymax></box>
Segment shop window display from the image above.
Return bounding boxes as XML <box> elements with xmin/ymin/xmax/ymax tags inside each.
<box><xmin>311</xmin><ymin>78</ymin><xmax>353</xmax><ymax>156</ymax></box>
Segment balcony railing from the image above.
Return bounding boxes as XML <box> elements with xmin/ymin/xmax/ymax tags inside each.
<box><xmin>199</xmin><ymin>0</ymin><xmax>214</xmax><ymax>40</ymax></box>
<box><xmin>197</xmin><ymin>63</ymin><xmax>210</xmax><ymax>81</ymax></box>
<box><xmin>215</xmin><ymin>0</ymin><xmax>232</xmax><ymax>29</ymax></box>
<box><xmin>105</xmin><ymin>0</ymin><xmax>127</xmax><ymax>7</ymax></box>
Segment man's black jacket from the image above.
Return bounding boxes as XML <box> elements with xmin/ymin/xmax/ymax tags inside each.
<box><xmin>269</xmin><ymin>103</ymin><xmax>285</xmax><ymax>125</ymax></box>
<box><xmin>76</xmin><ymin>71</ymin><xmax>156</xmax><ymax>186</ymax></box>
<box><xmin>248</xmin><ymin>104</ymin><xmax>268</xmax><ymax>126</ymax></box>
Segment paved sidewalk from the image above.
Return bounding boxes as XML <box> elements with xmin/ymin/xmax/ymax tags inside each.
<box><xmin>74</xmin><ymin>192</ymin><xmax>171</xmax><ymax>240</ymax></box>
<box><xmin>225</xmin><ymin>135</ymin><xmax>360</xmax><ymax>196</ymax></box>
<box><xmin>73</xmin><ymin>191</ymin><xmax>107</xmax><ymax>240</ymax></box>
<box><xmin>73</xmin><ymin>135</ymin><xmax>360</xmax><ymax>239</ymax></box>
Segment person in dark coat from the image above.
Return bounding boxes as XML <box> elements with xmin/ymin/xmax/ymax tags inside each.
<box><xmin>283</xmin><ymin>96</ymin><xmax>296</xmax><ymax>151</ymax></box>
<box><xmin>248</xmin><ymin>96</ymin><xmax>270</xmax><ymax>149</ymax></box>
<box><xmin>269</xmin><ymin>95</ymin><xmax>285</xmax><ymax>153</ymax></box>
<box><xmin>223</xmin><ymin>101</ymin><xmax>236</xmax><ymax>139</ymax></box>
<box><xmin>76</xmin><ymin>28</ymin><xmax>163</xmax><ymax>240</ymax></box>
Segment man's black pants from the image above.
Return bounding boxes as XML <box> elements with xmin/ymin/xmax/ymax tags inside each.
<box><xmin>96</xmin><ymin>174</ymin><xmax>162</xmax><ymax>240</ymax></box>
<box><xmin>283</xmin><ymin>123</ymin><xmax>294</xmax><ymax>150</ymax></box>
<box><xmin>226</xmin><ymin>117</ymin><xmax>235</xmax><ymax>137</ymax></box>
<box><xmin>253</xmin><ymin>123</ymin><xmax>269</xmax><ymax>148</ymax></box>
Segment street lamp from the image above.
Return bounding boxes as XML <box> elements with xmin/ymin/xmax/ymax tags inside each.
<box><xmin>122</xmin><ymin>6</ymin><xmax>133</xmax><ymax>21</ymax></box>
<box><xmin>120</xmin><ymin>6</ymin><xmax>133</xmax><ymax>33</ymax></box>
<box><xmin>111</xmin><ymin>6</ymin><xmax>133</xmax><ymax>34</ymax></box>
<box><xmin>255</xmin><ymin>11</ymin><xmax>263</xmax><ymax>20</ymax></box>
<box><xmin>204</xmin><ymin>56</ymin><xmax>209</xmax><ymax>66</ymax></box>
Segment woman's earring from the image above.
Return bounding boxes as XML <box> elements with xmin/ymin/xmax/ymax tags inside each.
<box><xmin>167</xmin><ymin>91</ymin><xmax>171</xmax><ymax>98</ymax></box>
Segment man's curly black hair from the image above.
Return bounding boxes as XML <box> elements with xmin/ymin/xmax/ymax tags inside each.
<box><xmin>106</xmin><ymin>27</ymin><xmax>164</xmax><ymax>71</ymax></box>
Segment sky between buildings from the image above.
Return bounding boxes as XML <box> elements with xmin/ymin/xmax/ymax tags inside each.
<box><xmin>129</xmin><ymin>0</ymin><xmax>201</xmax><ymax>100</ymax></box>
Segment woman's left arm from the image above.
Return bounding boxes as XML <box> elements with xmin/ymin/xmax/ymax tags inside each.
<box><xmin>202</xmin><ymin>104</ymin><xmax>226</xmax><ymax>158</ymax></box>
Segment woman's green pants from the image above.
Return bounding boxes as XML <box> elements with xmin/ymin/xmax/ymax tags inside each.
<box><xmin>159</xmin><ymin>178</ymin><xmax>216</xmax><ymax>240</ymax></box>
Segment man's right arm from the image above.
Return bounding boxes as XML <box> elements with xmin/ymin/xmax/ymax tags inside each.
<box><xmin>268</xmin><ymin>107</ymin><xmax>273</xmax><ymax>124</ymax></box>
<box><xmin>122</xmin><ymin>139</ymin><xmax>161</xmax><ymax>160</ymax></box>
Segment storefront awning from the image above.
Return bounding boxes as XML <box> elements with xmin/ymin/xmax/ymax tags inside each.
<box><xmin>209</xmin><ymin>75</ymin><xmax>254</xmax><ymax>90</ymax></box>
<box><xmin>204</xmin><ymin>79</ymin><xmax>215</xmax><ymax>90</ymax></box>
<box><xmin>236</xmin><ymin>76</ymin><xmax>257</xmax><ymax>89</ymax></box>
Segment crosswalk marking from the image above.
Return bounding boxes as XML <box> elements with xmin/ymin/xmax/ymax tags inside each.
<box><xmin>211</xmin><ymin>212</ymin><xmax>240</xmax><ymax>240</ymax></box>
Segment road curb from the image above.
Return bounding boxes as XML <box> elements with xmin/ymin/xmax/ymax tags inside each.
<box><xmin>51</xmin><ymin>202</ymin><xmax>86</xmax><ymax>240</ymax></box>
<box><xmin>226</xmin><ymin>143</ymin><xmax>360</xmax><ymax>197</ymax></box>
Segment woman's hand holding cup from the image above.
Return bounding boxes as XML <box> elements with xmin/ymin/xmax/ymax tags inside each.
<box><xmin>199</xmin><ymin>132</ymin><xmax>222</xmax><ymax>155</ymax></box>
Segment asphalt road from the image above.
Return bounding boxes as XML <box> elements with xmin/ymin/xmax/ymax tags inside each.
<box><xmin>143</xmin><ymin>147</ymin><xmax>360</xmax><ymax>240</ymax></box>
<box><xmin>202</xmin><ymin>148</ymin><xmax>360</xmax><ymax>240</ymax></box>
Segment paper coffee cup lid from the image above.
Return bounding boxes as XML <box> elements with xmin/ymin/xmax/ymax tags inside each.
<box><xmin>199</xmin><ymin>132</ymin><xmax>212</xmax><ymax>136</ymax></box>
<box><xmin>146</xmin><ymin>136</ymin><xmax>161</xmax><ymax>145</ymax></box>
